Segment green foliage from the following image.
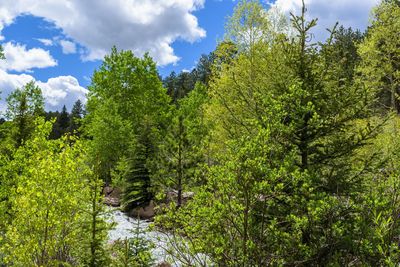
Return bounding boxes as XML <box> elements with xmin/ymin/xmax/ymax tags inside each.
<box><xmin>84</xmin><ymin>47</ymin><xmax>171</xmax><ymax>186</ymax></box>
<box><xmin>1</xmin><ymin>1</ymin><xmax>399</xmax><ymax>267</ymax></box>
<box><xmin>82</xmin><ymin>165</ymin><xmax>111</xmax><ymax>267</ymax></box>
<box><xmin>358</xmin><ymin>0</ymin><xmax>400</xmax><ymax>113</ymax></box>
<box><xmin>121</xmin><ymin>132</ymin><xmax>153</xmax><ymax>211</ymax></box>
<box><xmin>0</xmin><ymin>45</ymin><xmax>4</xmax><ymax>59</ymax></box>
<box><xmin>152</xmin><ymin>83</ymin><xmax>209</xmax><ymax>206</ymax></box>
<box><xmin>163</xmin><ymin>53</ymin><xmax>214</xmax><ymax>102</ymax></box>
<box><xmin>69</xmin><ymin>99</ymin><xmax>85</xmax><ymax>135</ymax></box>
<box><xmin>0</xmin><ymin>119</ymin><xmax>110</xmax><ymax>266</ymax></box>
<box><xmin>110</xmin><ymin>220</ymin><xmax>154</xmax><ymax>267</ymax></box>
<box><xmin>6</xmin><ymin>81</ymin><xmax>45</xmax><ymax>147</ymax></box>
<box><xmin>87</xmin><ymin>99</ymin><xmax>134</xmax><ymax>183</ymax></box>
<box><xmin>226</xmin><ymin>0</ymin><xmax>278</xmax><ymax>50</ymax></box>
<box><xmin>44</xmin><ymin>100</ymin><xmax>86</xmax><ymax>139</ymax></box>
<box><xmin>356</xmin><ymin>116</ymin><xmax>400</xmax><ymax>265</ymax></box>
<box><xmin>157</xmin><ymin>1</ymin><xmax>394</xmax><ymax>266</ymax></box>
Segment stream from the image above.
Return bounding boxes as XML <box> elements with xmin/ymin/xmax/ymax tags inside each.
<box><xmin>107</xmin><ymin>208</ymin><xmax>210</xmax><ymax>266</ymax></box>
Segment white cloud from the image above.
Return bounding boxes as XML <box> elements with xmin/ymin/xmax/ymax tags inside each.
<box><xmin>270</xmin><ymin>0</ymin><xmax>380</xmax><ymax>40</ymax></box>
<box><xmin>37</xmin><ymin>76</ymin><xmax>87</xmax><ymax>110</ymax></box>
<box><xmin>59</xmin><ymin>40</ymin><xmax>76</xmax><ymax>54</ymax></box>
<box><xmin>37</xmin><ymin>38</ymin><xmax>53</xmax><ymax>46</ymax></box>
<box><xmin>0</xmin><ymin>70</ymin><xmax>87</xmax><ymax>112</ymax></box>
<box><xmin>0</xmin><ymin>0</ymin><xmax>206</xmax><ymax>65</ymax></box>
<box><xmin>0</xmin><ymin>42</ymin><xmax>57</xmax><ymax>72</ymax></box>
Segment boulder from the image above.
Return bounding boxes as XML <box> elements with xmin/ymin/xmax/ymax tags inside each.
<box><xmin>166</xmin><ymin>190</ymin><xmax>194</xmax><ymax>205</ymax></box>
<box><xmin>103</xmin><ymin>186</ymin><xmax>122</xmax><ymax>207</ymax></box>
<box><xmin>129</xmin><ymin>200</ymin><xmax>155</xmax><ymax>220</ymax></box>
<box><xmin>104</xmin><ymin>196</ymin><xmax>120</xmax><ymax>207</ymax></box>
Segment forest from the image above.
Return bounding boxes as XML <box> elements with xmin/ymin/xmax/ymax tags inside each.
<box><xmin>0</xmin><ymin>0</ymin><xmax>399</xmax><ymax>266</ymax></box>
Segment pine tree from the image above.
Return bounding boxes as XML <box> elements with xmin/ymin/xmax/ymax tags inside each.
<box><xmin>58</xmin><ymin>105</ymin><xmax>70</xmax><ymax>136</ymax></box>
<box><xmin>164</xmin><ymin>1</ymin><xmax>383</xmax><ymax>265</ymax></box>
<box><xmin>6</xmin><ymin>81</ymin><xmax>45</xmax><ymax>147</ymax></box>
<box><xmin>152</xmin><ymin>83</ymin><xmax>209</xmax><ymax>207</ymax></box>
<box><xmin>122</xmin><ymin>128</ymin><xmax>153</xmax><ymax>212</ymax></box>
<box><xmin>69</xmin><ymin>99</ymin><xmax>85</xmax><ymax>135</ymax></box>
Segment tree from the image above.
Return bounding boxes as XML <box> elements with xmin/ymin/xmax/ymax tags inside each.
<box><xmin>163</xmin><ymin>52</ymin><xmax>215</xmax><ymax>103</ymax></box>
<box><xmin>194</xmin><ymin>53</ymin><xmax>215</xmax><ymax>86</ymax></box>
<box><xmin>0</xmin><ymin>119</ymin><xmax>109</xmax><ymax>266</ymax></box>
<box><xmin>161</xmin><ymin>1</ymin><xmax>383</xmax><ymax>265</ymax></box>
<box><xmin>358</xmin><ymin>0</ymin><xmax>400</xmax><ymax>113</ymax></box>
<box><xmin>84</xmin><ymin>47</ymin><xmax>171</xmax><ymax>184</ymax></box>
<box><xmin>152</xmin><ymin>83</ymin><xmax>209</xmax><ymax>207</ymax></box>
<box><xmin>163</xmin><ymin>71</ymin><xmax>178</xmax><ymax>100</ymax></box>
<box><xmin>6</xmin><ymin>81</ymin><xmax>45</xmax><ymax>147</ymax></box>
<box><xmin>58</xmin><ymin>105</ymin><xmax>70</xmax><ymax>135</ymax></box>
<box><xmin>357</xmin><ymin>117</ymin><xmax>400</xmax><ymax>265</ymax></box>
<box><xmin>120</xmin><ymin>125</ymin><xmax>154</xmax><ymax>211</ymax></box>
<box><xmin>69</xmin><ymin>99</ymin><xmax>85</xmax><ymax>135</ymax></box>
<box><xmin>322</xmin><ymin>26</ymin><xmax>363</xmax><ymax>84</ymax></box>
<box><xmin>84</xmin><ymin>164</ymin><xmax>111</xmax><ymax>267</ymax></box>
<box><xmin>0</xmin><ymin>45</ymin><xmax>4</xmax><ymax>59</ymax></box>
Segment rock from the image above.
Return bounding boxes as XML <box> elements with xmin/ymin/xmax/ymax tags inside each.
<box><xmin>104</xmin><ymin>196</ymin><xmax>120</xmax><ymax>207</ymax></box>
<box><xmin>183</xmin><ymin>191</ymin><xmax>194</xmax><ymax>199</ymax></box>
<box><xmin>103</xmin><ymin>186</ymin><xmax>114</xmax><ymax>195</ymax></box>
<box><xmin>166</xmin><ymin>190</ymin><xmax>194</xmax><ymax>205</ymax></box>
<box><xmin>103</xmin><ymin>186</ymin><xmax>122</xmax><ymax>207</ymax></box>
<box><xmin>129</xmin><ymin>200</ymin><xmax>155</xmax><ymax>220</ymax></box>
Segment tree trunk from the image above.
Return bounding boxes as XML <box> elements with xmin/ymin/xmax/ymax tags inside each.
<box><xmin>177</xmin><ymin>116</ymin><xmax>184</xmax><ymax>208</ymax></box>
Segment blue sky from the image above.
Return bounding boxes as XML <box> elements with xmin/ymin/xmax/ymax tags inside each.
<box><xmin>0</xmin><ymin>0</ymin><xmax>379</xmax><ymax>111</ymax></box>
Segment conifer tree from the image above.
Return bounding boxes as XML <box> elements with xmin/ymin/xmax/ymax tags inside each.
<box><xmin>58</xmin><ymin>105</ymin><xmax>70</xmax><ymax>135</ymax></box>
<box><xmin>163</xmin><ymin>1</ymin><xmax>383</xmax><ymax>265</ymax></box>
<box><xmin>6</xmin><ymin>81</ymin><xmax>45</xmax><ymax>147</ymax></box>
<box><xmin>70</xmin><ymin>99</ymin><xmax>85</xmax><ymax>135</ymax></box>
<box><xmin>122</xmin><ymin>130</ymin><xmax>153</xmax><ymax>211</ymax></box>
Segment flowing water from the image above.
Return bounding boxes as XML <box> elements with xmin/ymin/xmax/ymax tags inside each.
<box><xmin>107</xmin><ymin>208</ymin><xmax>210</xmax><ymax>266</ymax></box>
<box><xmin>107</xmin><ymin>208</ymin><xmax>171</xmax><ymax>265</ymax></box>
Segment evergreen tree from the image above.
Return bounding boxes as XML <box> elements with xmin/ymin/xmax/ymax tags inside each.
<box><xmin>161</xmin><ymin>1</ymin><xmax>383</xmax><ymax>265</ymax></box>
<box><xmin>6</xmin><ymin>81</ymin><xmax>45</xmax><ymax>147</ymax></box>
<box><xmin>69</xmin><ymin>99</ymin><xmax>85</xmax><ymax>135</ymax></box>
<box><xmin>194</xmin><ymin>53</ymin><xmax>215</xmax><ymax>85</ymax></box>
<box><xmin>152</xmin><ymin>83</ymin><xmax>209</xmax><ymax>207</ymax></box>
<box><xmin>122</xmin><ymin>129</ymin><xmax>153</xmax><ymax>211</ymax></box>
<box><xmin>163</xmin><ymin>71</ymin><xmax>178</xmax><ymax>100</ymax></box>
<box><xmin>322</xmin><ymin>26</ymin><xmax>363</xmax><ymax>84</ymax></box>
<box><xmin>0</xmin><ymin>45</ymin><xmax>4</xmax><ymax>59</ymax></box>
<box><xmin>84</xmin><ymin>167</ymin><xmax>111</xmax><ymax>267</ymax></box>
<box><xmin>58</xmin><ymin>105</ymin><xmax>70</xmax><ymax>135</ymax></box>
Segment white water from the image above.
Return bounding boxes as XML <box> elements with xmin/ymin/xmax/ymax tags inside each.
<box><xmin>107</xmin><ymin>209</ymin><xmax>171</xmax><ymax>265</ymax></box>
<box><xmin>107</xmin><ymin>208</ymin><xmax>211</xmax><ymax>266</ymax></box>
<box><xmin>108</xmin><ymin>209</ymin><xmax>172</xmax><ymax>266</ymax></box>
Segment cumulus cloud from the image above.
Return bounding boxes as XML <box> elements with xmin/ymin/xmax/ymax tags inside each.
<box><xmin>0</xmin><ymin>0</ymin><xmax>206</xmax><ymax>65</ymax></box>
<box><xmin>0</xmin><ymin>70</ymin><xmax>87</xmax><ymax>112</ymax></box>
<box><xmin>0</xmin><ymin>42</ymin><xmax>57</xmax><ymax>72</ymax></box>
<box><xmin>269</xmin><ymin>0</ymin><xmax>380</xmax><ymax>40</ymax></box>
<box><xmin>59</xmin><ymin>40</ymin><xmax>77</xmax><ymax>54</ymax></box>
<box><xmin>37</xmin><ymin>76</ymin><xmax>87</xmax><ymax>110</ymax></box>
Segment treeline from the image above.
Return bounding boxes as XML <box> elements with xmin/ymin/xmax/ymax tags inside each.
<box><xmin>45</xmin><ymin>100</ymin><xmax>85</xmax><ymax>139</ymax></box>
<box><xmin>0</xmin><ymin>0</ymin><xmax>399</xmax><ymax>266</ymax></box>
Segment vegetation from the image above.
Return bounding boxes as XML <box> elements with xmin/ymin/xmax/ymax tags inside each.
<box><xmin>0</xmin><ymin>0</ymin><xmax>400</xmax><ymax>266</ymax></box>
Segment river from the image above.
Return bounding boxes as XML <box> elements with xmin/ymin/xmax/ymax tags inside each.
<box><xmin>107</xmin><ymin>208</ymin><xmax>210</xmax><ymax>266</ymax></box>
